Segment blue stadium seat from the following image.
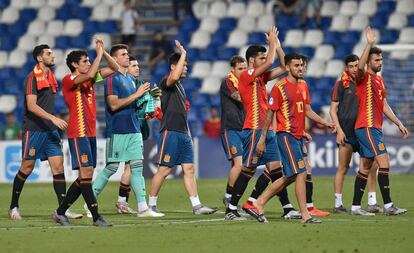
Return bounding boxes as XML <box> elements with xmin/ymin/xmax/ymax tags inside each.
<box><xmin>71</xmin><ymin>35</ymin><xmax>89</xmax><ymax>48</ymax></box>
<box><xmin>333</xmin><ymin>43</ymin><xmax>353</xmax><ymax>59</ymax></box>
<box><xmin>408</xmin><ymin>15</ymin><xmax>414</xmax><ymax>27</ymax></box>
<box><xmin>74</xmin><ymin>7</ymin><xmax>92</xmax><ymax>19</ymax></box>
<box><xmin>0</xmin><ymin>35</ymin><xmax>16</xmax><ymax>51</ymax></box>
<box><xmin>320</xmin><ymin>17</ymin><xmax>332</xmax><ymax>30</ymax></box>
<box><xmin>0</xmin><ymin>113</ymin><xmax>6</xmax><ymax>125</ymax></box>
<box><xmin>99</xmin><ymin>21</ymin><xmax>118</xmax><ymax>33</ymax></box>
<box><xmin>210</xmin><ymin>30</ymin><xmax>228</xmax><ymax>46</ymax></box>
<box><xmin>248</xmin><ymin>32</ymin><xmax>265</xmax><ymax>45</ymax></box>
<box><xmin>323</xmin><ymin>31</ymin><xmax>342</xmax><ymax>45</ymax></box>
<box><xmin>0</xmin><ymin>0</ymin><xmax>10</xmax><ymax>9</ymax></box>
<box><xmin>83</xmin><ymin>21</ymin><xmax>100</xmax><ymax>34</ymax></box>
<box><xmin>8</xmin><ymin>21</ymin><xmax>27</xmax><ymax>37</ymax></box>
<box><xmin>175</xmin><ymin>32</ymin><xmax>190</xmax><ymax>46</ymax></box>
<box><xmin>181</xmin><ymin>16</ymin><xmax>200</xmax><ymax>33</ymax></box>
<box><xmin>186</xmin><ymin>48</ymin><xmax>200</xmax><ymax>61</ymax></box>
<box><xmin>317</xmin><ymin>77</ymin><xmax>336</xmax><ymax>91</ymax></box>
<box><xmin>56</xmin><ymin>5</ymin><xmax>74</xmax><ymax>20</ymax></box>
<box><xmin>184</xmin><ymin>78</ymin><xmax>202</xmax><ymax>91</ymax></box>
<box><xmin>370</xmin><ymin>13</ymin><xmax>388</xmax><ymax>29</ymax></box>
<box><xmin>20</xmin><ymin>9</ymin><xmax>37</xmax><ymax>24</ymax></box>
<box><xmin>298</xmin><ymin>47</ymin><xmax>315</xmax><ymax>59</ymax></box>
<box><xmin>219</xmin><ymin>18</ymin><xmax>237</xmax><ymax>32</ymax></box>
<box><xmin>0</xmin><ymin>68</ymin><xmax>15</xmax><ymax>79</ymax></box>
<box><xmin>376</xmin><ymin>1</ymin><xmax>396</xmax><ymax>15</ymax></box>
<box><xmin>342</xmin><ymin>31</ymin><xmax>360</xmax><ymax>44</ymax></box>
<box><xmin>189</xmin><ymin>93</ymin><xmax>210</xmax><ymax>107</ymax></box>
<box><xmin>217</xmin><ymin>47</ymin><xmax>238</xmax><ymax>61</ymax></box>
<box><xmin>55</xmin><ymin>36</ymin><xmax>72</xmax><ymax>48</ymax></box>
<box><xmin>379</xmin><ymin>29</ymin><xmax>399</xmax><ymax>44</ymax></box>
<box><xmin>0</xmin><ymin>24</ymin><xmax>7</xmax><ymax>34</ymax></box>
<box><xmin>277</xmin><ymin>13</ymin><xmax>301</xmax><ymax>29</ymax></box>
<box><xmin>210</xmin><ymin>94</ymin><xmax>220</xmax><ymax>108</ymax></box>
<box><xmin>198</xmin><ymin>46</ymin><xmax>217</xmax><ymax>61</ymax></box>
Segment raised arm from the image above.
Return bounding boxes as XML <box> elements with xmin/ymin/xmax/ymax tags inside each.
<box><xmin>73</xmin><ymin>40</ymin><xmax>104</xmax><ymax>85</ymax></box>
<box><xmin>268</xmin><ymin>34</ymin><xmax>286</xmax><ymax>80</ymax></box>
<box><xmin>166</xmin><ymin>40</ymin><xmax>186</xmax><ymax>87</ymax></box>
<box><xmin>383</xmin><ymin>98</ymin><xmax>409</xmax><ymax>138</ymax></box>
<box><xmin>253</xmin><ymin>26</ymin><xmax>278</xmax><ymax>77</ymax></box>
<box><xmin>358</xmin><ymin>27</ymin><xmax>377</xmax><ymax>77</ymax></box>
<box><xmin>96</xmin><ymin>37</ymin><xmax>119</xmax><ymax>78</ymax></box>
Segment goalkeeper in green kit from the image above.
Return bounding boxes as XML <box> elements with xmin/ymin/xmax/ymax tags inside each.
<box><xmin>115</xmin><ymin>55</ymin><xmax>163</xmax><ymax>217</ymax></box>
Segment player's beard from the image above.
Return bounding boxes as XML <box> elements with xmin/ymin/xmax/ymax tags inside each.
<box><xmin>45</xmin><ymin>62</ymin><xmax>55</xmax><ymax>68</ymax></box>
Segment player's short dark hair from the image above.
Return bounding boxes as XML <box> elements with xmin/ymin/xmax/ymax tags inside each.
<box><xmin>368</xmin><ymin>47</ymin><xmax>382</xmax><ymax>60</ymax></box>
<box><xmin>299</xmin><ymin>54</ymin><xmax>308</xmax><ymax>64</ymax></box>
<box><xmin>168</xmin><ymin>52</ymin><xmax>188</xmax><ymax>69</ymax></box>
<box><xmin>33</xmin><ymin>44</ymin><xmax>50</xmax><ymax>63</ymax></box>
<box><xmin>110</xmin><ymin>44</ymin><xmax>128</xmax><ymax>56</ymax></box>
<box><xmin>230</xmin><ymin>56</ymin><xmax>246</xmax><ymax>67</ymax></box>
<box><xmin>245</xmin><ymin>45</ymin><xmax>267</xmax><ymax>62</ymax></box>
<box><xmin>66</xmin><ymin>50</ymin><xmax>88</xmax><ymax>73</ymax></box>
<box><xmin>344</xmin><ymin>54</ymin><xmax>359</xmax><ymax>65</ymax></box>
<box><xmin>284</xmin><ymin>52</ymin><xmax>302</xmax><ymax>65</ymax></box>
<box><xmin>128</xmin><ymin>55</ymin><xmax>137</xmax><ymax>62</ymax></box>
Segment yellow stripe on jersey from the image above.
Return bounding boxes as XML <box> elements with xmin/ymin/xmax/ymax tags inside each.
<box><xmin>76</xmin><ymin>86</ymin><xmax>86</xmax><ymax>137</ymax></box>
<box><xmin>252</xmin><ymin>81</ymin><xmax>259</xmax><ymax>129</ymax></box>
<box><xmin>277</xmin><ymin>81</ymin><xmax>291</xmax><ymax>132</ymax></box>
<box><xmin>366</xmin><ymin>75</ymin><xmax>373</xmax><ymax>127</ymax></box>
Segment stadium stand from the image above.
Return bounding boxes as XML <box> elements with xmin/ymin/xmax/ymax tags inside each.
<box><xmin>0</xmin><ymin>0</ymin><xmax>413</xmax><ymax>136</ymax></box>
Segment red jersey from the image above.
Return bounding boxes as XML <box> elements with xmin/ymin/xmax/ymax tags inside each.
<box><xmin>238</xmin><ymin>67</ymin><xmax>271</xmax><ymax>130</ymax></box>
<box><xmin>355</xmin><ymin>71</ymin><xmax>386</xmax><ymax>129</ymax></box>
<box><xmin>269</xmin><ymin>77</ymin><xmax>309</xmax><ymax>138</ymax></box>
<box><xmin>62</xmin><ymin>74</ymin><xmax>96</xmax><ymax>138</ymax></box>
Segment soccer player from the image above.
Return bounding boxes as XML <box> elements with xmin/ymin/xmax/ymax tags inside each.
<box><xmin>90</xmin><ymin>44</ymin><xmax>152</xmax><ymax>217</ymax></box>
<box><xmin>299</xmin><ymin>55</ymin><xmax>333</xmax><ymax>217</ymax></box>
<box><xmin>224</xmin><ymin>26</ymin><xmax>300</xmax><ymax>221</ymax></box>
<box><xmin>350</xmin><ymin>27</ymin><xmax>409</xmax><ymax>215</ymax></box>
<box><xmin>220</xmin><ymin>56</ymin><xmax>246</xmax><ymax>208</ymax></box>
<box><xmin>52</xmin><ymin>38</ymin><xmax>118</xmax><ymax>226</ymax></box>
<box><xmin>148</xmin><ymin>40</ymin><xmax>217</xmax><ymax>215</ymax></box>
<box><xmin>252</xmin><ymin>52</ymin><xmax>324</xmax><ymax>223</ymax></box>
<box><xmin>8</xmin><ymin>44</ymin><xmax>82</xmax><ymax>220</ymax></box>
<box><xmin>329</xmin><ymin>54</ymin><xmax>379</xmax><ymax>214</ymax></box>
<box><xmin>113</xmin><ymin>55</ymin><xmax>163</xmax><ymax>217</ymax></box>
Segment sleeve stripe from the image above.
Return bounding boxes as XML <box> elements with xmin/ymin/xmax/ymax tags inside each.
<box><xmin>26</xmin><ymin>73</ymin><xmax>34</xmax><ymax>95</ymax></box>
<box><xmin>331</xmin><ymin>81</ymin><xmax>340</xmax><ymax>102</ymax></box>
<box><xmin>107</xmin><ymin>76</ymin><xmax>113</xmax><ymax>95</ymax></box>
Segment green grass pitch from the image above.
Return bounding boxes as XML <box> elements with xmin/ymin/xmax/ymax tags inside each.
<box><xmin>1</xmin><ymin>175</ymin><xmax>414</xmax><ymax>253</ymax></box>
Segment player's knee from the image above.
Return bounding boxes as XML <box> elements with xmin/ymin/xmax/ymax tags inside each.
<box><xmin>130</xmin><ymin>160</ymin><xmax>143</xmax><ymax>173</ymax></box>
<box><xmin>183</xmin><ymin>165</ymin><xmax>195</xmax><ymax>175</ymax></box>
<box><xmin>158</xmin><ymin>166</ymin><xmax>172</xmax><ymax>177</ymax></box>
<box><xmin>337</xmin><ymin>164</ymin><xmax>349</xmax><ymax>175</ymax></box>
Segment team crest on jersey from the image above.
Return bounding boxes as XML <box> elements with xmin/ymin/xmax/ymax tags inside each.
<box><xmin>378</xmin><ymin>143</ymin><xmax>385</xmax><ymax>151</ymax></box>
<box><xmin>81</xmin><ymin>154</ymin><xmax>88</xmax><ymax>163</ymax></box>
<box><xmin>247</xmin><ymin>69</ymin><xmax>254</xmax><ymax>75</ymax></box>
<box><xmin>302</xmin><ymin>145</ymin><xmax>307</xmax><ymax>154</ymax></box>
<box><xmin>298</xmin><ymin>159</ymin><xmax>305</xmax><ymax>169</ymax></box>
<box><xmin>231</xmin><ymin>146</ymin><xmax>237</xmax><ymax>154</ymax></box>
<box><xmin>164</xmin><ymin>154</ymin><xmax>171</xmax><ymax>163</ymax></box>
<box><xmin>29</xmin><ymin>147</ymin><xmax>36</xmax><ymax>156</ymax></box>
<box><xmin>269</xmin><ymin>97</ymin><xmax>274</xmax><ymax>105</ymax></box>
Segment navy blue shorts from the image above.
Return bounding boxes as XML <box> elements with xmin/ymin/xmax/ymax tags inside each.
<box><xmin>355</xmin><ymin>127</ymin><xmax>387</xmax><ymax>158</ymax></box>
<box><xmin>221</xmin><ymin>129</ymin><xmax>243</xmax><ymax>160</ymax></box>
<box><xmin>22</xmin><ymin>130</ymin><xmax>63</xmax><ymax>161</ymax></box>
<box><xmin>242</xmin><ymin>129</ymin><xmax>281</xmax><ymax>168</ymax></box>
<box><xmin>157</xmin><ymin>130</ymin><xmax>194</xmax><ymax>167</ymax></box>
<box><xmin>277</xmin><ymin>132</ymin><xmax>307</xmax><ymax>177</ymax></box>
<box><xmin>68</xmin><ymin>137</ymin><xmax>97</xmax><ymax>170</ymax></box>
